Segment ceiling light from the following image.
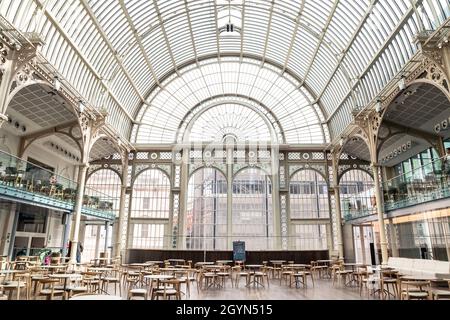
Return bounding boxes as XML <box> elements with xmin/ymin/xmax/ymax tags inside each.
<box><xmin>78</xmin><ymin>100</ymin><xmax>85</xmax><ymax>113</ymax></box>
<box><xmin>375</xmin><ymin>99</ymin><xmax>382</xmax><ymax>113</ymax></box>
<box><xmin>339</xmin><ymin>137</ymin><xmax>344</xmax><ymax>146</ymax></box>
<box><xmin>53</xmin><ymin>76</ymin><xmax>61</xmax><ymax>91</ymax></box>
<box><xmin>398</xmin><ymin>75</ymin><xmax>406</xmax><ymax>91</ymax></box>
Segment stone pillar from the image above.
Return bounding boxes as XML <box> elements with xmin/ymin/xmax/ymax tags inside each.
<box><xmin>359</xmin><ymin>225</ymin><xmax>367</xmax><ymax>264</ymax></box>
<box><xmin>69</xmin><ymin>163</ymin><xmax>88</xmax><ymax>265</ymax></box>
<box><xmin>333</xmin><ymin>185</ymin><xmax>345</xmax><ymax>259</ymax></box>
<box><xmin>61</xmin><ymin>213</ymin><xmax>71</xmax><ymax>257</ymax></box>
<box><xmin>114</xmin><ymin>157</ymin><xmax>128</xmax><ymax>261</ymax></box>
<box><xmin>177</xmin><ymin>148</ymin><xmax>189</xmax><ymax>249</ymax></box>
<box><xmin>271</xmin><ymin>146</ymin><xmax>281</xmax><ymax>249</ymax></box>
<box><xmin>7</xmin><ymin>208</ymin><xmax>19</xmax><ymax>259</ymax></box>
<box><xmin>95</xmin><ymin>225</ymin><xmax>101</xmax><ymax>261</ymax></box>
<box><xmin>104</xmin><ymin>221</ymin><xmax>109</xmax><ymax>254</ymax></box>
<box><xmin>331</xmin><ymin>154</ymin><xmax>344</xmax><ymax>259</ymax></box>
<box><xmin>226</xmin><ymin>158</ymin><xmax>233</xmax><ymax>250</ymax></box>
<box><xmin>371</xmin><ymin>164</ymin><xmax>389</xmax><ymax>264</ymax></box>
<box><xmin>388</xmin><ymin>218</ymin><xmax>399</xmax><ymax>257</ymax></box>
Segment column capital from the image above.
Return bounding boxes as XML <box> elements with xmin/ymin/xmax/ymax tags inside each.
<box><xmin>370</xmin><ymin>162</ymin><xmax>380</xmax><ymax>168</ymax></box>
<box><xmin>79</xmin><ymin>162</ymin><xmax>90</xmax><ymax>169</ymax></box>
<box><xmin>0</xmin><ymin>113</ymin><xmax>8</xmax><ymax>127</ymax></box>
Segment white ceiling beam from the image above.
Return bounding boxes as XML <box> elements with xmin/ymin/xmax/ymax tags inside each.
<box><xmin>281</xmin><ymin>0</ymin><xmax>306</xmax><ymax>73</ymax></box>
<box><xmin>315</xmin><ymin>0</ymin><xmax>379</xmax><ymax>100</ymax></box>
<box><xmin>79</xmin><ymin>0</ymin><xmax>145</xmax><ymax>103</ymax></box>
<box><xmin>326</xmin><ymin>3</ymin><xmax>420</xmax><ymax>122</ymax></box>
<box><xmin>32</xmin><ymin>0</ymin><xmax>134</xmax><ymax>121</ymax></box>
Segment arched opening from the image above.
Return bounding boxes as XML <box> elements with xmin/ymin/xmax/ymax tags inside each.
<box><xmin>232</xmin><ymin>168</ymin><xmax>273</xmax><ymax>250</ymax></box>
<box><xmin>289</xmin><ymin>169</ymin><xmax>329</xmax><ymax>219</ymax></box>
<box><xmin>289</xmin><ymin>169</ymin><xmax>329</xmax><ymax>250</ymax></box>
<box><xmin>339</xmin><ymin>169</ymin><xmax>375</xmax><ymax>221</ymax></box>
<box><xmin>185</xmin><ymin>168</ymin><xmax>227</xmax><ymax>250</ymax></box>
<box><xmin>81</xmin><ymin>169</ymin><xmax>121</xmax><ymax>262</ymax></box>
<box><xmin>129</xmin><ymin>169</ymin><xmax>171</xmax><ymax>249</ymax></box>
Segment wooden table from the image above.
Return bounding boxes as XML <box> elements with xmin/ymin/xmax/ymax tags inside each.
<box><xmin>245</xmin><ymin>265</ymin><xmax>265</xmax><ymax>288</ymax></box>
<box><xmin>69</xmin><ymin>294</ymin><xmax>122</xmax><ymax>300</ymax></box>
<box><xmin>216</xmin><ymin>260</ymin><xmax>233</xmax><ymax>265</ymax></box>
<box><xmin>49</xmin><ymin>273</ymin><xmax>82</xmax><ymax>298</ymax></box>
<box><xmin>270</xmin><ymin>261</ymin><xmax>286</xmax><ymax>279</ymax></box>
<box><xmin>195</xmin><ymin>262</ymin><xmax>214</xmax><ymax>268</ymax></box>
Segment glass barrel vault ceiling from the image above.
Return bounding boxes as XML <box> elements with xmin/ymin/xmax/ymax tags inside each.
<box><xmin>1</xmin><ymin>0</ymin><xmax>449</xmax><ymax>143</ymax></box>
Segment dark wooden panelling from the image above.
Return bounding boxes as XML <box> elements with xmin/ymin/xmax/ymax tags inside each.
<box><xmin>126</xmin><ymin>249</ymin><xmax>329</xmax><ymax>264</ymax></box>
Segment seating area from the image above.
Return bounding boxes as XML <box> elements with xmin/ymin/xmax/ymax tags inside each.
<box><xmin>2</xmin><ymin>0</ymin><xmax>450</xmax><ymax>312</ymax></box>
<box><xmin>386</xmin><ymin>257</ymin><xmax>450</xmax><ymax>279</ymax></box>
<box><xmin>1</xmin><ymin>255</ymin><xmax>449</xmax><ymax>301</ymax></box>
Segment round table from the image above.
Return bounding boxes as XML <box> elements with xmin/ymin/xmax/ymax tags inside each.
<box><xmin>49</xmin><ymin>273</ymin><xmax>82</xmax><ymax>297</ymax></box>
<box><xmin>69</xmin><ymin>294</ymin><xmax>122</xmax><ymax>300</ymax></box>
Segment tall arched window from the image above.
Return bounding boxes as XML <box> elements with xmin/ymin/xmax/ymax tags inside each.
<box><xmin>84</xmin><ymin>169</ymin><xmax>121</xmax><ymax>261</ymax></box>
<box><xmin>289</xmin><ymin>169</ymin><xmax>329</xmax><ymax>219</ymax></box>
<box><xmin>86</xmin><ymin>169</ymin><xmax>121</xmax><ymax>216</ymax></box>
<box><xmin>232</xmin><ymin>168</ymin><xmax>273</xmax><ymax>250</ymax></box>
<box><xmin>339</xmin><ymin>169</ymin><xmax>375</xmax><ymax>220</ymax></box>
<box><xmin>186</xmin><ymin>168</ymin><xmax>227</xmax><ymax>250</ymax></box>
<box><xmin>131</xmin><ymin>169</ymin><xmax>170</xmax><ymax>219</ymax></box>
<box><xmin>289</xmin><ymin>169</ymin><xmax>329</xmax><ymax>250</ymax></box>
<box><xmin>130</xmin><ymin>169</ymin><xmax>171</xmax><ymax>248</ymax></box>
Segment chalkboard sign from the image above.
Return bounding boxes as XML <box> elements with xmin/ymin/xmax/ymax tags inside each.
<box><xmin>233</xmin><ymin>241</ymin><xmax>246</xmax><ymax>262</ymax></box>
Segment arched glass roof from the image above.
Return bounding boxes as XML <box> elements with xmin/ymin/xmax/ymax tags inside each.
<box><xmin>186</xmin><ymin>103</ymin><xmax>273</xmax><ymax>143</ymax></box>
<box><xmin>1</xmin><ymin>0</ymin><xmax>449</xmax><ymax>142</ymax></box>
<box><xmin>132</xmin><ymin>57</ymin><xmax>327</xmax><ymax>144</ymax></box>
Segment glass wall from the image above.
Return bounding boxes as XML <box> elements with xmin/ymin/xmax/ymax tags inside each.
<box><xmin>232</xmin><ymin>168</ymin><xmax>273</xmax><ymax>250</ymax></box>
<box><xmin>389</xmin><ymin>208</ymin><xmax>450</xmax><ymax>261</ymax></box>
<box><xmin>290</xmin><ymin>224</ymin><xmax>327</xmax><ymax>250</ymax></box>
<box><xmin>129</xmin><ymin>169</ymin><xmax>171</xmax><ymax>249</ymax></box>
<box><xmin>289</xmin><ymin>169</ymin><xmax>329</xmax><ymax>219</ymax></box>
<box><xmin>130</xmin><ymin>169</ymin><xmax>170</xmax><ymax>219</ymax></box>
<box><xmin>186</xmin><ymin>168</ymin><xmax>227</xmax><ymax>250</ymax></box>
<box><xmin>339</xmin><ymin>169</ymin><xmax>375</xmax><ymax>220</ymax></box>
<box><xmin>86</xmin><ymin>169</ymin><xmax>121</xmax><ymax>216</ymax></box>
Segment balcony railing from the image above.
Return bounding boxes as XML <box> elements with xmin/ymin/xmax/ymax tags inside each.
<box><xmin>383</xmin><ymin>156</ymin><xmax>450</xmax><ymax>211</ymax></box>
<box><xmin>0</xmin><ymin>150</ymin><xmax>116</xmax><ymax>220</ymax></box>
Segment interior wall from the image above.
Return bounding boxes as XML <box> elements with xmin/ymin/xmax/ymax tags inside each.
<box><xmin>0</xmin><ymin>127</ymin><xmax>77</xmax><ymax>181</ymax></box>
<box><xmin>0</xmin><ymin>203</ymin><xmax>16</xmax><ymax>256</ymax></box>
<box><xmin>46</xmin><ymin>210</ymin><xmax>64</xmax><ymax>249</ymax></box>
<box><xmin>343</xmin><ymin>224</ymin><xmax>355</xmax><ymax>262</ymax></box>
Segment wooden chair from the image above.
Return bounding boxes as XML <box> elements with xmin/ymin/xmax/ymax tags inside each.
<box><xmin>232</xmin><ymin>266</ymin><xmax>249</xmax><ymax>288</ymax></box>
<box><xmin>81</xmin><ymin>272</ymin><xmax>101</xmax><ymax>293</ymax></box>
<box><xmin>128</xmin><ymin>287</ymin><xmax>148</xmax><ymax>300</ymax></box>
<box><xmin>198</xmin><ymin>268</ymin><xmax>216</xmax><ymax>290</ymax></box>
<box><xmin>2</xmin><ymin>271</ymin><xmax>30</xmax><ymax>300</ymax></box>
<box><xmin>331</xmin><ymin>262</ymin><xmax>352</xmax><ymax>287</ymax></box>
<box><xmin>253</xmin><ymin>266</ymin><xmax>270</xmax><ymax>288</ymax></box>
<box><xmin>430</xmin><ymin>279</ymin><xmax>450</xmax><ymax>300</ymax></box>
<box><xmin>380</xmin><ymin>270</ymin><xmax>398</xmax><ymax>300</ymax></box>
<box><xmin>216</xmin><ymin>265</ymin><xmax>233</xmax><ymax>288</ymax></box>
<box><xmin>310</xmin><ymin>261</ymin><xmax>328</xmax><ymax>279</ymax></box>
<box><xmin>400</xmin><ymin>280</ymin><xmax>431</xmax><ymax>300</ymax></box>
<box><xmin>36</xmin><ymin>278</ymin><xmax>65</xmax><ymax>300</ymax></box>
<box><xmin>280</xmin><ymin>265</ymin><xmax>294</xmax><ymax>285</ymax></box>
<box><xmin>291</xmin><ymin>267</ymin><xmax>314</xmax><ymax>289</ymax></box>
<box><xmin>101</xmin><ymin>268</ymin><xmax>121</xmax><ymax>295</ymax></box>
<box><xmin>0</xmin><ymin>275</ymin><xmax>8</xmax><ymax>300</ymax></box>
<box><xmin>153</xmin><ymin>279</ymin><xmax>181</xmax><ymax>300</ymax></box>
<box><xmin>177</xmin><ymin>268</ymin><xmax>196</xmax><ymax>297</ymax></box>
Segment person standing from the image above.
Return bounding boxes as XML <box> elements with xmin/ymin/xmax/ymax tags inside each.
<box><xmin>67</xmin><ymin>241</ymin><xmax>83</xmax><ymax>263</ymax></box>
